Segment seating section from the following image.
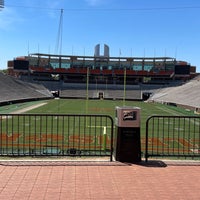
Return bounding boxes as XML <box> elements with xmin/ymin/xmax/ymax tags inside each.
<box><xmin>0</xmin><ymin>73</ymin><xmax>53</xmax><ymax>103</ymax></box>
<box><xmin>59</xmin><ymin>83</ymin><xmax>142</xmax><ymax>100</ymax></box>
<box><xmin>2</xmin><ymin>71</ymin><xmax>199</xmax><ymax>110</ymax></box>
<box><xmin>60</xmin><ymin>89</ymin><xmax>141</xmax><ymax>100</ymax></box>
<box><xmin>148</xmin><ymin>75</ymin><xmax>200</xmax><ymax>108</ymax></box>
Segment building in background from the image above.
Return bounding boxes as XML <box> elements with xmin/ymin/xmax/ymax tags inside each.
<box><xmin>7</xmin><ymin>44</ymin><xmax>196</xmax><ymax>85</ymax></box>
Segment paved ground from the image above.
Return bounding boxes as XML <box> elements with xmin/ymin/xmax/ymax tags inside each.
<box><xmin>0</xmin><ymin>160</ymin><xmax>200</xmax><ymax>200</ymax></box>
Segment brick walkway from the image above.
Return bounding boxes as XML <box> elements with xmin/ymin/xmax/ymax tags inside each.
<box><xmin>0</xmin><ymin>160</ymin><xmax>200</xmax><ymax>200</ymax></box>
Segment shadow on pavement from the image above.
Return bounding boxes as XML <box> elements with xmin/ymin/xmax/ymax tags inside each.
<box><xmin>1</xmin><ymin>159</ymin><xmax>199</xmax><ymax>167</ymax></box>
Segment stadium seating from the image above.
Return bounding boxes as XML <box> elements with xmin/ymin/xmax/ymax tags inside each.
<box><xmin>55</xmin><ymin>68</ymin><xmax>68</xmax><ymax>73</ymax></box>
<box><xmin>148</xmin><ymin>75</ymin><xmax>200</xmax><ymax>109</ymax></box>
<box><xmin>1</xmin><ymin>71</ymin><xmax>199</xmax><ymax>111</ymax></box>
<box><xmin>102</xmin><ymin>69</ymin><xmax>112</xmax><ymax>75</ymax></box>
<box><xmin>0</xmin><ymin>73</ymin><xmax>53</xmax><ymax>104</ymax></box>
<box><xmin>59</xmin><ymin>83</ymin><xmax>142</xmax><ymax>100</ymax></box>
<box><xmin>90</xmin><ymin>69</ymin><xmax>101</xmax><ymax>75</ymax></box>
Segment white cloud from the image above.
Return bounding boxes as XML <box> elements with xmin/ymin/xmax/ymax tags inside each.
<box><xmin>85</xmin><ymin>0</ymin><xmax>105</xmax><ymax>6</ymax></box>
<box><xmin>0</xmin><ymin>7</ymin><xmax>24</xmax><ymax>31</ymax></box>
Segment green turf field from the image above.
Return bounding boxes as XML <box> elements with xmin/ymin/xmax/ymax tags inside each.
<box><xmin>0</xmin><ymin>98</ymin><xmax>196</xmax><ymax>135</ymax></box>
<box><xmin>24</xmin><ymin>99</ymin><xmax>196</xmax><ymax>115</ymax></box>
<box><xmin>23</xmin><ymin>99</ymin><xmax>196</xmax><ymax>133</ymax></box>
<box><xmin>0</xmin><ymin>99</ymin><xmax>199</xmax><ymax>157</ymax></box>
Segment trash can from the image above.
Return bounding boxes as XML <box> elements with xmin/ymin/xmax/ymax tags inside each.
<box><xmin>114</xmin><ymin>106</ymin><xmax>141</xmax><ymax>163</ymax></box>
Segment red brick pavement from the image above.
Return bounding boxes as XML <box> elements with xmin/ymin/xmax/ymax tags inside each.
<box><xmin>0</xmin><ymin>160</ymin><xmax>200</xmax><ymax>200</ymax></box>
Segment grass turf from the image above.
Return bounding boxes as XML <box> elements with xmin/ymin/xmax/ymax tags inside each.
<box><xmin>0</xmin><ymin>99</ymin><xmax>199</xmax><ymax>157</ymax></box>
<box><xmin>24</xmin><ymin>99</ymin><xmax>196</xmax><ymax>134</ymax></box>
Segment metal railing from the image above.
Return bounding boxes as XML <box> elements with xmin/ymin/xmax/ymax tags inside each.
<box><xmin>0</xmin><ymin>114</ymin><xmax>114</xmax><ymax>161</ymax></box>
<box><xmin>145</xmin><ymin>116</ymin><xmax>200</xmax><ymax>161</ymax></box>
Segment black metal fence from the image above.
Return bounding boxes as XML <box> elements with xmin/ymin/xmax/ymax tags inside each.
<box><xmin>145</xmin><ymin>116</ymin><xmax>200</xmax><ymax>161</ymax></box>
<box><xmin>0</xmin><ymin>114</ymin><xmax>114</xmax><ymax>161</ymax></box>
<box><xmin>2</xmin><ymin>113</ymin><xmax>200</xmax><ymax>162</ymax></box>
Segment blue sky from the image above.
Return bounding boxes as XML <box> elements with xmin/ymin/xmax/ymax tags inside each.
<box><xmin>0</xmin><ymin>0</ymin><xmax>200</xmax><ymax>71</ymax></box>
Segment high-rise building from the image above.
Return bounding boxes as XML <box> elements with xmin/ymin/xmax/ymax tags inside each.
<box><xmin>94</xmin><ymin>44</ymin><xmax>110</xmax><ymax>58</ymax></box>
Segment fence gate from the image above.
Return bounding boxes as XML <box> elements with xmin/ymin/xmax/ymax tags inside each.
<box><xmin>145</xmin><ymin>115</ymin><xmax>200</xmax><ymax>161</ymax></box>
<box><xmin>0</xmin><ymin>114</ymin><xmax>114</xmax><ymax>161</ymax></box>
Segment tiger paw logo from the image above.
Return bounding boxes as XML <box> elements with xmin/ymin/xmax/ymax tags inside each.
<box><xmin>123</xmin><ymin>111</ymin><xmax>136</xmax><ymax>121</ymax></box>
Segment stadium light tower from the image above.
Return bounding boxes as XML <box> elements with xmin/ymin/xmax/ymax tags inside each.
<box><xmin>0</xmin><ymin>0</ymin><xmax>4</xmax><ymax>9</ymax></box>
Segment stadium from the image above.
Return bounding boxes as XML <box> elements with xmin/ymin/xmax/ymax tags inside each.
<box><xmin>1</xmin><ymin>3</ymin><xmax>200</xmax><ymax>199</ymax></box>
<box><xmin>6</xmin><ymin>44</ymin><xmax>198</xmax><ymax>104</ymax></box>
<box><xmin>0</xmin><ymin>44</ymin><xmax>199</xmax><ymax>162</ymax></box>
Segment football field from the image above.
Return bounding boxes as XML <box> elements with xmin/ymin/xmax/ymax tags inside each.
<box><xmin>0</xmin><ymin>99</ymin><xmax>199</xmax><ymax>158</ymax></box>
<box><xmin>23</xmin><ymin>98</ymin><xmax>196</xmax><ymax>134</ymax></box>
<box><xmin>0</xmin><ymin>98</ymin><xmax>196</xmax><ymax>137</ymax></box>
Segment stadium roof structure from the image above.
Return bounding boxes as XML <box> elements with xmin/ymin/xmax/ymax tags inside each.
<box><xmin>29</xmin><ymin>53</ymin><xmax>175</xmax><ymax>61</ymax></box>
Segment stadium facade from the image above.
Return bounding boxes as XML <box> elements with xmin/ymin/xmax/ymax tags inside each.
<box><xmin>7</xmin><ymin>44</ymin><xmax>196</xmax><ymax>86</ymax></box>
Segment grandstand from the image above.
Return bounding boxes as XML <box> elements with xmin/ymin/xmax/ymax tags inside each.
<box><xmin>148</xmin><ymin>75</ymin><xmax>200</xmax><ymax>112</ymax></box>
<box><xmin>59</xmin><ymin>83</ymin><xmax>142</xmax><ymax>100</ymax></box>
<box><xmin>6</xmin><ymin>44</ymin><xmax>198</xmax><ymax>101</ymax></box>
<box><xmin>0</xmin><ymin>73</ymin><xmax>53</xmax><ymax>105</ymax></box>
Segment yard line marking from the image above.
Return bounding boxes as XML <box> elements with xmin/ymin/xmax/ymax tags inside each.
<box><xmin>87</xmin><ymin>126</ymin><xmax>112</xmax><ymax>128</ymax></box>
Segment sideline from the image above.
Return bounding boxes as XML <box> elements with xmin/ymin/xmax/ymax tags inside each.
<box><xmin>10</xmin><ymin>102</ymin><xmax>47</xmax><ymax>114</ymax></box>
